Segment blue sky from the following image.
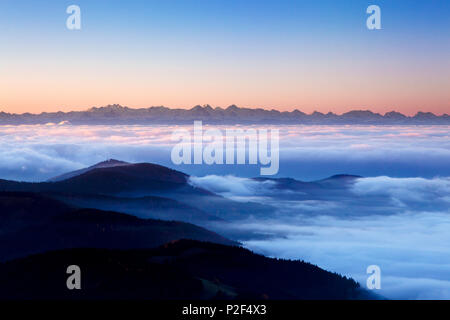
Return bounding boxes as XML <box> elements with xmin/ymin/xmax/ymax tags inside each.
<box><xmin>1</xmin><ymin>0</ymin><xmax>449</xmax><ymax>114</ymax></box>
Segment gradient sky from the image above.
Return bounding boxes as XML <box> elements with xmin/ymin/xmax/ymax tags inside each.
<box><xmin>1</xmin><ymin>0</ymin><xmax>449</xmax><ymax>115</ymax></box>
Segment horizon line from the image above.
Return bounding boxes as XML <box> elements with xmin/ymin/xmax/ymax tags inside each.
<box><xmin>1</xmin><ymin>104</ymin><xmax>449</xmax><ymax>117</ymax></box>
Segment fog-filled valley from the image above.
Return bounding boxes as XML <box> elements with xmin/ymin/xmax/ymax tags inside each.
<box><xmin>0</xmin><ymin>124</ymin><xmax>448</xmax><ymax>299</ymax></box>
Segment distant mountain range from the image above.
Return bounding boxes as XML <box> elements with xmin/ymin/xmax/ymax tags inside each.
<box><xmin>1</xmin><ymin>104</ymin><xmax>448</xmax><ymax>124</ymax></box>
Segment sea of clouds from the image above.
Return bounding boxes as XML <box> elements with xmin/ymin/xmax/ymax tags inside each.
<box><xmin>0</xmin><ymin>124</ymin><xmax>449</xmax><ymax>181</ymax></box>
<box><xmin>190</xmin><ymin>174</ymin><xmax>450</xmax><ymax>299</ymax></box>
<box><xmin>1</xmin><ymin>123</ymin><xmax>449</xmax><ymax>299</ymax></box>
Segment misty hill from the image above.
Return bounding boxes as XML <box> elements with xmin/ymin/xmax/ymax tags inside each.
<box><xmin>250</xmin><ymin>174</ymin><xmax>363</xmax><ymax>202</ymax></box>
<box><xmin>0</xmin><ymin>192</ymin><xmax>235</xmax><ymax>261</ymax></box>
<box><xmin>0</xmin><ymin>161</ymin><xmax>273</xmax><ymax>222</ymax></box>
<box><xmin>2</xmin><ymin>160</ymin><xmax>393</xmax><ymax>227</ymax></box>
<box><xmin>0</xmin><ymin>104</ymin><xmax>448</xmax><ymax>125</ymax></box>
<box><xmin>0</xmin><ymin>162</ymin><xmax>195</xmax><ymax>197</ymax></box>
<box><xmin>0</xmin><ymin>162</ymin><xmax>221</xmax><ymax>223</ymax></box>
<box><xmin>254</xmin><ymin>174</ymin><xmax>361</xmax><ymax>192</ymax></box>
<box><xmin>48</xmin><ymin>159</ymin><xmax>130</xmax><ymax>182</ymax></box>
<box><xmin>0</xmin><ymin>240</ymin><xmax>374</xmax><ymax>300</ymax></box>
<box><xmin>49</xmin><ymin>192</ymin><xmax>221</xmax><ymax>223</ymax></box>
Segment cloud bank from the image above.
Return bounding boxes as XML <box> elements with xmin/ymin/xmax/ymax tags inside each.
<box><xmin>191</xmin><ymin>174</ymin><xmax>450</xmax><ymax>299</ymax></box>
<box><xmin>1</xmin><ymin>124</ymin><xmax>450</xmax><ymax>299</ymax></box>
<box><xmin>0</xmin><ymin>124</ymin><xmax>449</xmax><ymax>181</ymax></box>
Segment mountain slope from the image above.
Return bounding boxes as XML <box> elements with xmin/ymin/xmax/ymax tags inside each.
<box><xmin>0</xmin><ymin>163</ymin><xmax>190</xmax><ymax>195</ymax></box>
<box><xmin>0</xmin><ymin>192</ymin><xmax>73</xmax><ymax>233</ymax></box>
<box><xmin>0</xmin><ymin>240</ymin><xmax>374</xmax><ymax>300</ymax></box>
<box><xmin>49</xmin><ymin>192</ymin><xmax>220</xmax><ymax>224</ymax></box>
<box><xmin>0</xmin><ymin>192</ymin><xmax>236</xmax><ymax>261</ymax></box>
<box><xmin>48</xmin><ymin>159</ymin><xmax>130</xmax><ymax>182</ymax></box>
<box><xmin>0</xmin><ymin>161</ymin><xmax>273</xmax><ymax>222</ymax></box>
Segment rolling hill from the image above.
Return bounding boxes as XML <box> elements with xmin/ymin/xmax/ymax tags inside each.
<box><xmin>0</xmin><ymin>192</ymin><xmax>235</xmax><ymax>261</ymax></box>
<box><xmin>0</xmin><ymin>161</ymin><xmax>274</xmax><ymax>222</ymax></box>
<box><xmin>0</xmin><ymin>240</ymin><xmax>374</xmax><ymax>300</ymax></box>
<box><xmin>0</xmin><ymin>165</ymin><xmax>379</xmax><ymax>300</ymax></box>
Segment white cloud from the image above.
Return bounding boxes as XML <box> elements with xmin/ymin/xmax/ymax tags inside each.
<box><xmin>1</xmin><ymin>124</ymin><xmax>450</xmax><ymax>299</ymax></box>
<box><xmin>352</xmin><ymin>176</ymin><xmax>450</xmax><ymax>208</ymax></box>
<box><xmin>199</xmin><ymin>175</ymin><xmax>450</xmax><ymax>299</ymax></box>
<box><xmin>0</xmin><ymin>124</ymin><xmax>449</xmax><ymax>181</ymax></box>
<box><xmin>237</xmin><ymin>211</ymin><xmax>450</xmax><ymax>299</ymax></box>
<box><xmin>189</xmin><ymin>175</ymin><xmax>276</xmax><ymax>199</ymax></box>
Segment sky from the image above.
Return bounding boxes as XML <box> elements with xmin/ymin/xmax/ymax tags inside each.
<box><xmin>0</xmin><ymin>0</ymin><xmax>449</xmax><ymax>115</ymax></box>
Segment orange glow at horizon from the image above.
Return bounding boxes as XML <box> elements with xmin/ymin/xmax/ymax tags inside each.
<box><xmin>1</xmin><ymin>51</ymin><xmax>449</xmax><ymax>116</ymax></box>
<box><xmin>1</xmin><ymin>70</ymin><xmax>449</xmax><ymax>116</ymax></box>
<box><xmin>1</xmin><ymin>93</ymin><xmax>448</xmax><ymax>117</ymax></box>
<box><xmin>1</xmin><ymin>0</ymin><xmax>449</xmax><ymax>118</ymax></box>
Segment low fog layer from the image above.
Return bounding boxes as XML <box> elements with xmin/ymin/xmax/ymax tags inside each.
<box><xmin>191</xmin><ymin>174</ymin><xmax>450</xmax><ymax>300</ymax></box>
<box><xmin>1</xmin><ymin>124</ymin><xmax>449</xmax><ymax>299</ymax></box>
<box><xmin>0</xmin><ymin>124</ymin><xmax>448</xmax><ymax>181</ymax></box>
